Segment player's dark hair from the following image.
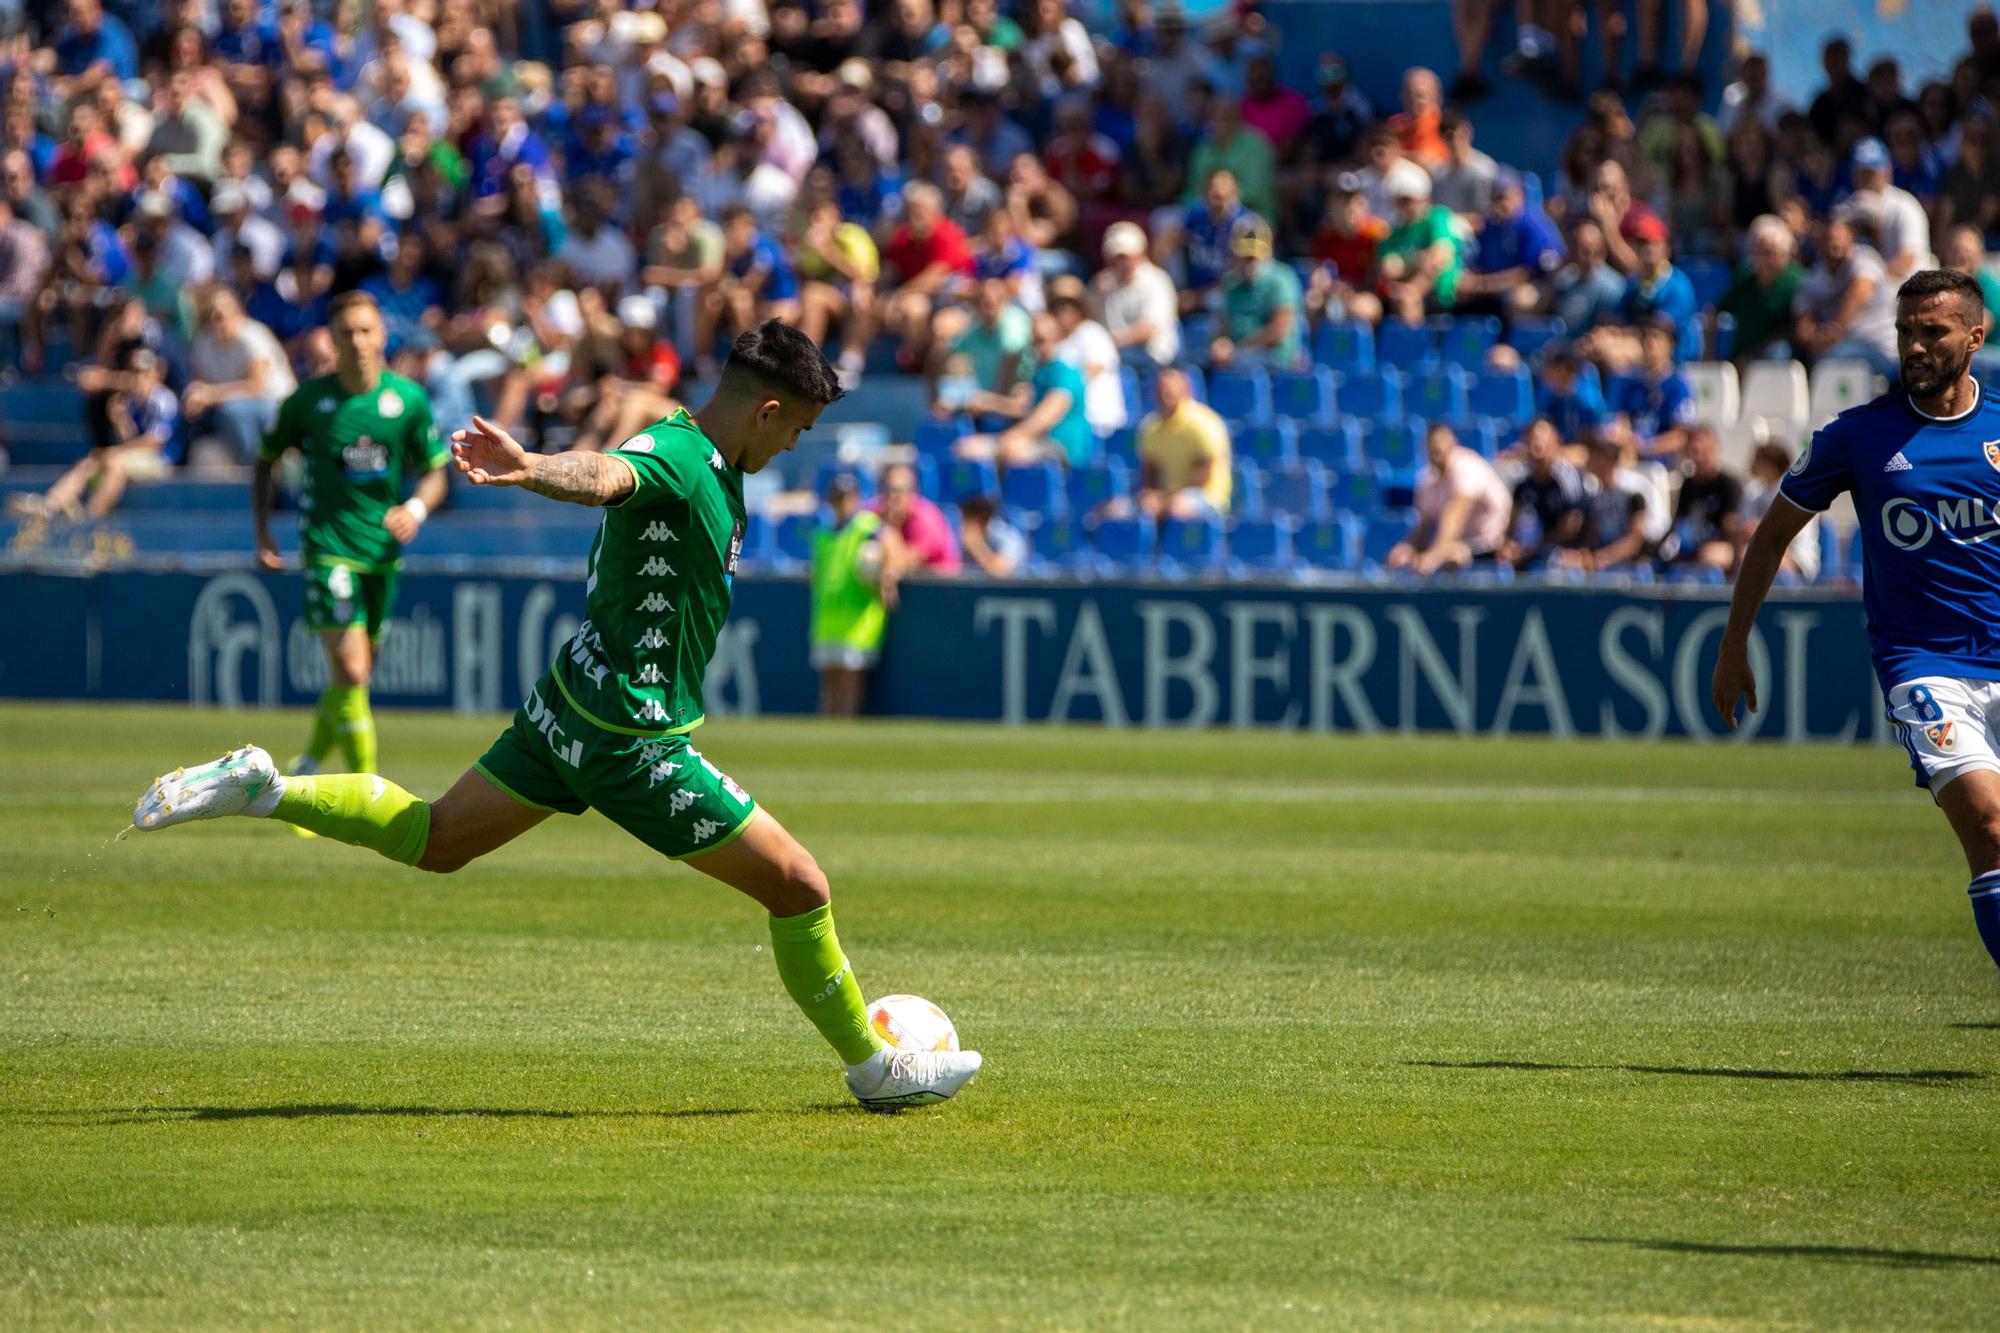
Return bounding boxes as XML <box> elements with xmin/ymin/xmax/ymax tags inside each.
<box><xmin>328</xmin><ymin>290</ymin><xmax>380</xmax><ymax>322</ymax></box>
<box><xmin>1899</xmin><ymin>268</ymin><xmax>1986</xmax><ymax>322</ymax></box>
<box><xmin>723</xmin><ymin>319</ymin><xmax>847</xmax><ymax>407</ymax></box>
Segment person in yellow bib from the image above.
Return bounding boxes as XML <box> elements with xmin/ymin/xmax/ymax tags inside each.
<box><xmin>810</xmin><ymin>470</ymin><xmax>905</xmax><ymax>716</ymax></box>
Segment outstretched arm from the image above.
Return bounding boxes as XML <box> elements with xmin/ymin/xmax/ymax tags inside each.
<box><xmin>1712</xmin><ymin>496</ymin><xmax>1815</xmax><ymax>729</ymax></box>
<box><xmin>450</xmin><ymin>415</ymin><xmax>636</xmax><ymax>507</ymax></box>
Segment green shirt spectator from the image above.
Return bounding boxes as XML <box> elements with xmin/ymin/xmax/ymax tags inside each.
<box><xmin>1184</xmin><ymin>102</ymin><xmax>1280</xmax><ymax>226</ymax></box>
<box><xmin>1380</xmin><ymin>202</ymin><xmax>1463</xmax><ymax>307</ymax></box>
<box><xmin>1214</xmin><ymin>216</ymin><xmax>1305</xmax><ymax>368</ymax></box>
<box><xmin>953</xmin><ymin>299</ymin><xmax>1033</xmax><ymax>392</ymax></box>
<box><xmin>1718</xmin><ymin>259</ymin><xmax>1805</xmax><ymax>358</ymax></box>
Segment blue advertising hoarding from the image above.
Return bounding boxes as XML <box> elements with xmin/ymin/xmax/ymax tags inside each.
<box><xmin>0</xmin><ymin>567</ymin><xmax>1887</xmax><ymax>742</ymax></box>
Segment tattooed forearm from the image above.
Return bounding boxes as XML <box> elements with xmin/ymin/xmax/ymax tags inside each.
<box><xmin>523</xmin><ymin>451</ymin><xmax>634</xmax><ymax>507</ymax></box>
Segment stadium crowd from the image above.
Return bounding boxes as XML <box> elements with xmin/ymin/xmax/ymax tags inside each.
<box><xmin>0</xmin><ymin>0</ymin><xmax>1993</xmax><ymax>582</ymax></box>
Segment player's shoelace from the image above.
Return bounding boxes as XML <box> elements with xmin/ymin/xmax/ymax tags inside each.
<box><xmin>885</xmin><ymin>1049</ymin><xmax>948</xmax><ymax>1086</ymax></box>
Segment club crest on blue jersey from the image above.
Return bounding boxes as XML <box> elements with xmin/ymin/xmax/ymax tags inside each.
<box><xmin>1985</xmin><ymin>439</ymin><xmax>2000</xmax><ymax>472</ymax></box>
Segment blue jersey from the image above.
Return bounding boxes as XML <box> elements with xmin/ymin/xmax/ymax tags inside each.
<box><xmin>1782</xmin><ymin>384</ymin><xmax>2000</xmax><ymax>688</ymax></box>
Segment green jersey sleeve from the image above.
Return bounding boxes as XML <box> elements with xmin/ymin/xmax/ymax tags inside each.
<box><xmin>604</xmin><ymin>431</ymin><xmax>708</xmax><ymax>510</ymax></box>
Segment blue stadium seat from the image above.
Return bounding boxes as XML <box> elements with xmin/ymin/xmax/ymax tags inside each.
<box><xmin>1363</xmin><ymin>510</ymin><xmax>1418</xmax><ymax>568</ymax></box>
<box><xmin>915</xmin><ymin>414</ymin><xmax>971</xmax><ymax>455</ymax></box>
<box><xmin>1091</xmin><ymin>514</ymin><xmax>1155</xmax><ymax>567</ymax></box>
<box><xmin>1314</xmin><ymin>321</ymin><xmax>1375</xmax><ymax>375</ymax></box>
<box><xmin>1432</xmin><ymin>315</ymin><xmax>1501</xmax><ymax>369</ymax></box>
<box><xmin>1234</xmin><ymin>420</ymin><xmax>1297</xmax><ymax>468</ymax></box>
<box><xmin>1477</xmin><ymin>415</ymin><xmax>1518</xmax><ymax>455</ymax></box>
<box><xmin>1294</xmin><ymin>514</ymin><xmax>1362</xmax><ymax>571</ymax></box>
<box><xmin>1158</xmin><ymin>513</ymin><xmax>1226</xmax><ymax>576</ymax></box>
<box><xmin>910</xmin><ymin>453</ymin><xmax>940</xmax><ymax>500</ymax></box>
<box><xmin>1328</xmin><ymin>463</ymin><xmax>1382</xmax><ymax>514</ymax></box>
<box><xmin>1264</xmin><ymin>459</ymin><xmax>1331</xmax><ymax>520</ymax></box>
<box><xmin>1000</xmin><ymin>460</ymin><xmax>1066</xmax><ymax>517</ymax></box>
<box><xmin>1332</xmin><ymin>368</ymin><xmax>1403</xmax><ymax>424</ymax></box>
<box><xmin>1270</xmin><ymin>367</ymin><xmax>1339</xmax><ymax>427</ymax></box>
<box><xmin>1227</xmin><ymin>514</ymin><xmax>1296</xmax><ymax>576</ymax></box>
<box><xmin>1406</xmin><ymin>367</ymin><xmax>1471</xmax><ymax>427</ymax></box>
<box><xmin>1231</xmin><ymin>458</ymin><xmax>1266</xmax><ymax>518</ymax></box>
<box><xmin>1508</xmin><ymin>317</ymin><xmax>1568</xmax><ymax>362</ymax></box>
<box><xmin>1682</xmin><ymin>256</ymin><xmax>1731</xmax><ymax>313</ymax></box>
<box><xmin>1174</xmin><ymin>364</ymin><xmax>1208</xmax><ymax>405</ymax></box>
<box><xmin>1205</xmin><ymin>366</ymin><xmax>1271</xmax><ymax>427</ymax></box>
<box><xmin>1066</xmin><ymin>458</ymin><xmax>1131</xmax><ymax>515</ymax></box>
<box><xmin>1028</xmin><ymin>514</ymin><xmax>1093</xmax><ymax>574</ymax></box>
<box><xmin>1101</xmin><ymin>425</ymin><xmax>1139</xmax><ymax>463</ymax></box>
<box><xmin>1181</xmin><ymin>312</ymin><xmax>1216</xmax><ymax>355</ymax></box>
<box><xmin>1294</xmin><ymin>420</ymin><xmax>1364</xmax><ymax>470</ymax></box>
<box><xmin>773</xmin><ymin>513</ymin><xmax>818</xmax><ymax>567</ymax></box>
<box><xmin>942</xmin><ymin>457</ymin><xmax>999</xmax><ymax>505</ymax></box>
<box><xmin>1469</xmin><ymin>367</ymin><xmax>1534</xmax><ymax>425</ymax></box>
<box><xmin>1376</xmin><ymin>321</ymin><xmax>1435</xmax><ymax>371</ymax></box>
<box><xmin>1603</xmin><ymin>371</ymin><xmax>1640</xmax><ymax>410</ymax></box>
<box><xmin>814</xmin><ymin>460</ymin><xmax>875</xmax><ymax>500</ymax></box>
<box><xmin>738</xmin><ymin>512</ymin><xmax>775</xmax><ymax>567</ymax></box>
<box><xmin>1363</xmin><ymin>418</ymin><xmax>1426</xmax><ymax>475</ymax></box>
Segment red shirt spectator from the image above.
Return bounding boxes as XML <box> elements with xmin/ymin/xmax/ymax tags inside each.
<box><xmin>1313</xmin><ymin>208</ymin><xmax>1387</xmax><ymax>284</ymax></box>
<box><xmin>1044</xmin><ymin>101</ymin><xmax>1120</xmax><ymax>203</ymax></box>
<box><xmin>884</xmin><ymin>213</ymin><xmax>975</xmax><ymax>286</ymax></box>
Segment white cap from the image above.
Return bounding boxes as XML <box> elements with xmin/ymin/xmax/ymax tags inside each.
<box><xmin>136</xmin><ymin>190</ymin><xmax>173</xmax><ymax>219</ymax></box>
<box><xmin>1102</xmin><ymin>221</ymin><xmax>1147</xmax><ymax>258</ymax></box>
<box><xmin>690</xmin><ymin>56</ymin><xmax>728</xmax><ymax>88</ymax></box>
<box><xmin>617</xmin><ymin>294</ymin><xmax>658</xmax><ymax>330</ymax></box>
<box><xmin>1384</xmin><ymin>159</ymin><xmax>1432</xmax><ymax>200</ymax></box>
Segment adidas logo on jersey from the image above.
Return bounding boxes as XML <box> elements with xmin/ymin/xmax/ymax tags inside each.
<box><xmin>1884</xmin><ymin>452</ymin><xmax>1914</xmax><ymax>472</ymax></box>
<box><xmin>638</xmin><ymin>557</ymin><xmax>677</xmax><ymax>577</ymax></box>
<box><xmin>634</xmin><ymin>627</ymin><xmax>669</xmax><ymax>651</ymax></box>
<box><xmin>641</xmin><ymin>521</ymin><xmax>677</xmax><ymax>541</ymax></box>
<box><xmin>637</xmin><ymin>592</ymin><xmax>673</xmax><ymax>613</ymax></box>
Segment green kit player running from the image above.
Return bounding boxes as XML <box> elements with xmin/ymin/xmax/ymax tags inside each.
<box><xmin>254</xmin><ymin>291</ymin><xmax>450</xmax><ymax>779</ymax></box>
<box><xmin>134</xmin><ymin>321</ymin><xmax>982</xmax><ymax>1112</ymax></box>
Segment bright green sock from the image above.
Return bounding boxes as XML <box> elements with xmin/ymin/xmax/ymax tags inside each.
<box><xmin>768</xmin><ymin>904</ymin><xmax>884</xmax><ymax>1065</ymax></box>
<box><xmin>334</xmin><ymin>684</ymin><xmax>377</xmax><ymax>774</ymax></box>
<box><xmin>301</xmin><ymin>687</ymin><xmax>344</xmax><ymax>767</ymax></box>
<box><xmin>272</xmin><ymin>775</ymin><xmax>430</xmax><ymax>865</ymax></box>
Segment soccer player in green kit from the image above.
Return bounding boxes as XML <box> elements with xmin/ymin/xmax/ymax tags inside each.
<box><xmin>133</xmin><ymin>321</ymin><xmax>982</xmax><ymax>1112</ymax></box>
<box><xmin>255</xmin><ymin>292</ymin><xmax>450</xmax><ymax>780</ymax></box>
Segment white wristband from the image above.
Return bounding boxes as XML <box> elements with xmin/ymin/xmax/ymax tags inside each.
<box><xmin>403</xmin><ymin>497</ymin><xmax>429</xmax><ymax>523</ymax></box>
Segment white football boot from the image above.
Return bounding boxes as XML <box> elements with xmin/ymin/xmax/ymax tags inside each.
<box><xmin>133</xmin><ymin>745</ymin><xmax>284</xmax><ymax>831</ymax></box>
<box><xmin>845</xmin><ymin>1046</ymin><xmax>983</xmax><ymax>1112</ymax></box>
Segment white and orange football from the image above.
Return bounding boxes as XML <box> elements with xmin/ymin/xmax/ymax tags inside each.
<box><xmin>867</xmin><ymin>994</ymin><xmax>960</xmax><ymax>1053</ymax></box>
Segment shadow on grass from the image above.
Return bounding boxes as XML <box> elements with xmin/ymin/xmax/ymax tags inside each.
<box><xmin>66</xmin><ymin>1103</ymin><xmax>759</xmax><ymax>1127</ymax></box>
<box><xmin>1410</xmin><ymin>1060</ymin><xmax>1982</xmax><ymax>1084</ymax></box>
<box><xmin>1574</xmin><ymin>1236</ymin><xmax>2000</xmax><ymax>1269</ymax></box>
<box><xmin>1948</xmin><ymin>1022</ymin><xmax>2000</xmax><ymax>1030</ymax></box>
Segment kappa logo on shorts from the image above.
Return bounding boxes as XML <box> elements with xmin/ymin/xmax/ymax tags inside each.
<box><xmin>1926</xmin><ymin>721</ymin><xmax>1957</xmax><ymax>751</ymax></box>
<box><xmin>668</xmin><ymin>789</ymin><xmax>696</xmax><ymax>814</ymax></box>
<box><xmin>690</xmin><ymin>817</ymin><xmax>724</xmax><ymax>842</ymax></box>
<box><xmin>647</xmin><ymin>760</ymin><xmax>680</xmax><ymax>788</ymax></box>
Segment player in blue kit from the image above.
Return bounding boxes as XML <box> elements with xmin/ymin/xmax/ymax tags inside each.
<box><xmin>1714</xmin><ymin>268</ymin><xmax>2000</xmax><ymax>974</ymax></box>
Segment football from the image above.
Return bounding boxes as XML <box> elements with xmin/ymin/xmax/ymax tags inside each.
<box><xmin>868</xmin><ymin>994</ymin><xmax>960</xmax><ymax>1053</ymax></box>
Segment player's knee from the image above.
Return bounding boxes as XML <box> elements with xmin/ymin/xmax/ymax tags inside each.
<box><xmin>774</xmin><ymin>850</ymin><xmax>831</xmax><ymax>914</ymax></box>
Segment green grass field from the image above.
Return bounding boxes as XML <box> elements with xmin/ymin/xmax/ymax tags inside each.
<box><xmin>2</xmin><ymin>703</ymin><xmax>1997</xmax><ymax>1329</ymax></box>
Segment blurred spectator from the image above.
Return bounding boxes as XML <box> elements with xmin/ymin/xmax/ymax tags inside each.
<box><xmin>1716</xmin><ymin>214</ymin><xmax>1805</xmax><ymax>365</ymax></box>
<box><xmin>1185</xmin><ymin>99</ymin><xmax>1278</xmax><ymax>226</ymax></box>
<box><xmin>1553</xmin><ymin>435</ymin><xmax>1654</xmax><ymax>573</ymax></box>
<box><xmin>0</xmin><ymin>195</ymin><xmax>49</xmax><ymax>365</ymax></box>
<box><xmin>939</xmin><ymin>143</ymin><xmax>1002</xmax><ymax>236</ymax></box>
<box><xmin>1502</xmin><ymin>418</ymin><xmax>1586</xmax><ymax>569</ymax></box>
<box><xmin>1941</xmin><ymin>223</ymin><xmax>2000</xmax><ymax>333</ymax></box>
<box><xmin>1210</xmin><ymin>215</ymin><xmax>1304</xmax><ymax>369</ymax></box>
<box><xmin>1535</xmin><ymin>347</ymin><xmax>1608</xmax><ymax>443</ymax></box>
<box><xmin>558</xmin><ymin>195</ymin><xmax>638</xmax><ymax>296</ymax></box>
<box><xmin>1094</xmin><ymin>221</ymin><xmax>1180</xmax><ymax>368</ymax></box>
<box><xmin>147</xmin><ymin>72</ymin><xmax>227</xmax><ymax>182</ymax></box>
<box><xmin>698</xmin><ymin>203</ymin><xmax>800</xmax><ymax>375</ymax></box>
<box><xmin>1835</xmin><ymin>137</ymin><xmax>1931</xmax><ymax>282</ymax></box>
<box><xmin>1305</xmin><ymin>179</ymin><xmax>1387</xmax><ymax>325</ymax></box>
<box><xmin>1430</xmin><ymin>112</ymin><xmax>1498</xmax><ymax>218</ymax></box>
<box><xmin>1374</xmin><ymin>160</ymin><xmax>1462</xmax><ymax>326</ymax></box>
<box><xmin>1661</xmin><ymin>425</ymin><xmax>1742</xmax><ymax>573</ymax></box>
<box><xmin>1004</xmin><ymin>151</ymin><xmax>1077</xmax><ymax>253</ymax></box>
<box><xmin>794</xmin><ymin>197</ymin><xmax>881</xmax><ymax>385</ymax></box>
<box><xmin>936</xmin><ymin>275</ymin><xmax>1031</xmax><ymax>411</ymax></box>
<box><xmin>45</xmin><ymin>0</ymin><xmax>140</xmax><ymax>102</ymax></box>
<box><xmin>1165</xmin><ymin>167</ymin><xmax>1249</xmax><ymax>317</ymax></box>
<box><xmin>1387</xmin><ymin>422</ymin><xmax>1511</xmax><ymax>575</ymax></box>
<box><xmin>1543</xmin><ymin>218</ymin><xmax>1627</xmax><ymax>333</ymax></box>
<box><xmin>1241</xmin><ymin>54</ymin><xmax>1310</xmax><ymax>157</ymax></box>
<box><xmin>1794</xmin><ymin>216</ymin><xmax>1898</xmax><ymax>379</ymax></box>
<box><xmin>870</xmin><ymin>460</ymin><xmax>962</xmax><ymax>574</ymax></box>
<box><xmin>641</xmin><ymin>194</ymin><xmax>725</xmax><ymax>362</ymax></box>
<box><xmin>12</xmin><ymin>348</ymin><xmax>176</xmax><ymax>519</ymax></box>
<box><xmin>1135</xmin><ymin>366</ymin><xmax>1232</xmax><ymax>519</ymax></box>
<box><xmin>882</xmin><ymin>180</ymin><xmax>975</xmax><ymax>372</ymax></box>
<box><xmin>1807</xmin><ymin>37</ymin><xmax>1861</xmax><ymax>144</ymax></box>
<box><xmin>1741</xmin><ymin>440</ymin><xmax>1821</xmax><ymax>581</ymax></box>
<box><xmin>182</xmin><ymin>288</ymin><xmax>295</xmax><ymax>465</ymax></box>
<box><xmin>1594</xmin><ymin>211</ymin><xmax>1699</xmax><ymax>366</ymax></box>
<box><xmin>956</xmin><ymin>494</ymin><xmax>1027</xmax><ymax>576</ymax></box>
<box><xmin>1616</xmin><ymin>320</ymin><xmax>1696</xmax><ymax>461</ymax></box>
<box><xmin>955</xmin><ymin>311</ymin><xmax>1092</xmax><ymax>469</ymax></box>
<box><xmin>1939</xmin><ymin>116</ymin><xmax>2000</xmax><ymax>239</ymax></box>
<box><xmin>571</xmin><ymin>296</ymin><xmax>681</xmax><ymax>453</ymax></box>
<box><xmin>359</xmin><ymin>235</ymin><xmax>443</xmax><ymax>348</ymax></box>
<box><xmin>1301</xmin><ymin>53</ymin><xmax>1374</xmax><ymax>173</ymax></box>
<box><xmin>1719</xmin><ymin>53</ymin><xmax>1794</xmax><ymax>137</ymax></box>
<box><xmin>810</xmin><ymin>471</ymin><xmax>901</xmax><ymax>718</ymax></box>
<box><xmin>1455</xmin><ymin>168</ymin><xmax>1562</xmax><ymax>319</ymax></box>
<box><xmin>1389</xmin><ymin>68</ymin><xmax>1447</xmax><ymax>170</ymax></box>
<box><xmin>208</xmin><ymin>183</ymin><xmax>284</xmax><ymax>282</ymax></box>
<box><xmin>1046</xmin><ymin>275</ymin><xmax>1125</xmax><ymax>436</ymax></box>
<box><xmin>1021</xmin><ymin>0</ymin><xmax>1099</xmax><ymax>99</ymax></box>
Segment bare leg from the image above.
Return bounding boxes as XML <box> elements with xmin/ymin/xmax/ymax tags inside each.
<box><xmin>417</xmin><ymin>766</ymin><xmax>554</xmax><ymax>873</ymax></box>
<box><xmin>683</xmin><ymin>808</ymin><xmax>829</xmax><ymax>917</ymax></box>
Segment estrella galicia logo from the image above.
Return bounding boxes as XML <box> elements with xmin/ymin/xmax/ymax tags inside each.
<box><xmin>342</xmin><ymin>435</ymin><xmax>390</xmax><ymax>479</ymax></box>
<box><xmin>1881</xmin><ymin>495</ymin><xmax>2000</xmax><ymax>551</ymax></box>
<box><xmin>726</xmin><ymin>519</ymin><xmax>744</xmax><ymax>578</ymax></box>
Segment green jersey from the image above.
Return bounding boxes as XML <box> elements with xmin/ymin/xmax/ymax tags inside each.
<box><xmin>262</xmin><ymin>371</ymin><xmax>447</xmax><ymax>571</ymax></box>
<box><xmin>552</xmin><ymin>409</ymin><xmax>746</xmax><ymax>736</ymax></box>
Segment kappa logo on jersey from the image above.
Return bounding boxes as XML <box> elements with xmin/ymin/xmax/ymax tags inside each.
<box><xmin>634</xmin><ymin>626</ymin><xmax>669</xmax><ymax>651</ymax></box>
<box><xmin>566</xmin><ymin>623</ymin><xmax>610</xmax><ymax>685</ymax></box>
<box><xmin>637</xmin><ymin>699</ymin><xmax>669</xmax><ymax>722</ymax></box>
<box><xmin>618</xmin><ymin>434</ymin><xmax>656</xmax><ymax>454</ymax></box>
<box><xmin>647</xmin><ymin>759</ymin><xmax>680</xmax><ymax>788</ymax></box>
<box><xmin>378</xmin><ymin>389</ymin><xmax>404</xmax><ymax>418</ymax></box>
<box><xmin>708</xmin><ymin>448</ymin><xmax>726</xmax><ymax>471</ymax></box>
<box><xmin>637</xmin><ymin>592</ymin><xmax>673</xmax><ymax>613</ymax></box>
<box><xmin>1880</xmin><ymin>495</ymin><xmax>2000</xmax><ymax>550</ymax></box>
<box><xmin>1883</xmin><ymin>451</ymin><xmax>1913</xmax><ymax>472</ymax></box>
<box><xmin>638</xmin><ymin>557</ymin><xmax>677</xmax><ymax>577</ymax></box>
<box><xmin>1926</xmin><ymin>721</ymin><xmax>1957</xmax><ymax>751</ymax></box>
<box><xmin>636</xmin><ymin>663</ymin><xmax>664</xmax><ymax>684</ymax></box>
<box><xmin>640</xmin><ymin>521</ymin><xmax>677</xmax><ymax>542</ymax></box>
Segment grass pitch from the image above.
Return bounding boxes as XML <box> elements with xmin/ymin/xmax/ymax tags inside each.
<box><xmin>2</xmin><ymin>703</ymin><xmax>1997</xmax><ymax>1329</ymax></box>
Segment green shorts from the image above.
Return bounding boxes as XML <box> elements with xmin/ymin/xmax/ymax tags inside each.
<box><xmin>304</xmin><ymin>562</ymin><xmax>400</xmax><ymax>639</ymax></box>
<box><xmin>474</xmin><ymin>673</ymin><xmax>759</xmax><ymax>860</ymax></box>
